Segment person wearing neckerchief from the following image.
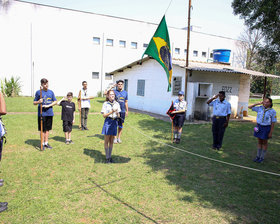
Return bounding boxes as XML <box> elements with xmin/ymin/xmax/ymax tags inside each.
<box><xmin>101</xmin><ymin>90</ymin><xmax>121</xmax><ymax>163</ymax></box>
<box><xmin>105</xmin><ymin>80</ymin><xmax>128</xmax><ymax>144</ymax></box>
<box><xmin>248</xmin><ymin>97</ymin><xmax>277</xmax><ymax>163</ymax></box>
<box><xmin>207</xmin><ymin>91</ymin><xmax>231</xmax><ymax>150</ymax></box>
<box><xmin>171</xmin><ymin>91</ymin><xmax>187</xmax><ymax>144</ymax></box>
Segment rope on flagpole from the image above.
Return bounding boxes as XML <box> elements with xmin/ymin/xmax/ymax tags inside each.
<box><xmin>164</xmin><ymin>0</ymin><xmax>175</xmax><ymax>15</ymax></box>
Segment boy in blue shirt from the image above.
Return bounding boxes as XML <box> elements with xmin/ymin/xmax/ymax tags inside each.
<box><xmin>248</xmin><ymin>97</ymin><xmax>277</xmax><ymax>163</ymax></box>
<box><xmin>207</xmin><ymin>91</ymin><xmax>231</xmax><ymax>150</ymax></box>
<box><xmin>105</xmin><ymin>80</ymin><xmax>128</xmax><ymax>144</ymax></box>
<box><xmin>33</xmin><ymin>78</ymin><xmax>57</xmax><ymax>150</ymax></box>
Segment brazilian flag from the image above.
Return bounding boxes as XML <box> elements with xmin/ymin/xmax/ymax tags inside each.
<box><xmin>142</xmin><ymin>16</ymin><xmax>172</xmax><ymax>92</ymax></box>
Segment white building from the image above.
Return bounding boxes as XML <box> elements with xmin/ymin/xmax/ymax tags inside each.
<box><xmin>0</xmin><ymin>0</ymin><xmax>246</xmax><ymax>96</ymax></box>
<box><xmin>110</xmin><ymin>57</ymin><xmax>280</xmax><ymax>120</ymax></box>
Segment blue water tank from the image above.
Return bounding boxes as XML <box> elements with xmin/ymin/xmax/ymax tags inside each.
<box><xmin>213</xmin><ymin>49</ymin><xmax>231</xmax><ymax>63</ymax></box>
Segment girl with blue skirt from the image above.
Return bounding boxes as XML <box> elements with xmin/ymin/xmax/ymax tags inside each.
<box><xmin>248</xmin><ymin>97</ymin><xmax>277</xmax><ymax>163</ymax></box>
<box><xmin>101</xmin><ymin>90</ymin><xmax>121</xmax><ymax>163</ymax></box>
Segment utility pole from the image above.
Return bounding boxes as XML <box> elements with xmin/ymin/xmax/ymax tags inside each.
<box><xmin>184</xmin><ymin>0</ymin><xmax>192</xmax><ymax>101</ymax></box>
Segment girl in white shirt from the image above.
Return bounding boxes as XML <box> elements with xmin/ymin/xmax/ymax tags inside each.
<box><xmin>101</xmin><ymin>90</ymin><xmax>121</xmax><ymax>163</ymax></box>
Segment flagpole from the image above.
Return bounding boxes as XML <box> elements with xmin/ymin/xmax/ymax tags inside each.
<box><xmin>184</xmin><ymin>0</ymin><xmax>192</xmax><ymax>108</ymax></box>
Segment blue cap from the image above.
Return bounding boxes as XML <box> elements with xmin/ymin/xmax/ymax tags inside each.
<box><xmin>178</xmin><ymin>91</ymin><xmax>184</xmax><ymax>95</ymax></box>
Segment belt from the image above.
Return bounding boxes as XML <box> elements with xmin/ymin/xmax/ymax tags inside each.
<box><xmin>213</xmin><ymin>116</ymin><xmax>226</xmax><ymax>119</ymax></box>
<box><xmin>108</xmin><ymin>117</ymin><xmax>117</xmax><ymax>120</ymax></box>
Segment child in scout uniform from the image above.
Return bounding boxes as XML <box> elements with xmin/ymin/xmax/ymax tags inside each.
<box><xmin>172</xmin><ymin>91</ymin><xmax>187</xmax><ymax>144</ymax></box>
<box><xmin>248</xmin><ymin>97</ymin><xmax>277</xmax><ymax>163</ymax></box>
<box><xmin>207</xmin><ymin>91</ymin><xmax>231</xmax><ymax>150</ymax></box>
<box><xmin>57</xmin><ymin>92</ymin><xmax>76</xmax><ymax>145</ymax></box>
<box><xmin>101</xmin><ymin>90</ymin><xmax>121</xmax><ymax>163</ymax></box>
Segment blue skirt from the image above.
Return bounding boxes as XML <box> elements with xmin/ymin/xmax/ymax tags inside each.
<box><xmin>102</xmin><ymin>117</ymin><xmax>118</xmax><ymax>136</ymax></box>
<box><xmin>254</xmin><ymin>124</ymin><xmax>271</xmax><ymax>140</ymax></box>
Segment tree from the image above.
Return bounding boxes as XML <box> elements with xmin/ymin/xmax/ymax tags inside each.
<box><xmin>232</xmin><ymin>0</ymin><xmax>280</xmax><ymax>65</ymax></box>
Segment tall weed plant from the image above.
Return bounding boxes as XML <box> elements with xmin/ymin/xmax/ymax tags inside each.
<box><xmin>2</xmin><ymin>76</ymin><xmax>21</xmax><ymax>97</ymax></box>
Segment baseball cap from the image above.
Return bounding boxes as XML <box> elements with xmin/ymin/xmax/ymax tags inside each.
<box><xmin>178</xmin><ymin>91</ymin><xmax>184</xmax><ymax>95</ymax></box>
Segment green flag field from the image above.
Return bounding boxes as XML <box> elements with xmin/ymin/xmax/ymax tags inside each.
<box><xmin>0</xmin><ymin>97</ymin><xmax>279</xmax><ymax>223</ymax></box>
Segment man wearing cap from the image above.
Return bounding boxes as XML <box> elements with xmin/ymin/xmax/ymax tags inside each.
<box><xmin>105</xmin><ymin>80</ymin><xmax>128</xmax><ymax>143</ymax></box>
<box><xmin>171</xmin><ymin>90</ymin><xmax>187</xmax><ymax>144</ymax></box>
<box><xmin>207</xmin><ymin>91</ymin><xmax>231</xmax><ymax>150</ymax></box>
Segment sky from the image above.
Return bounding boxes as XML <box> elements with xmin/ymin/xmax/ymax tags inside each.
<box><xmin>22</xmin><ymin>0</ymin><xmax>246</xmax><ymax>39</ymax></box>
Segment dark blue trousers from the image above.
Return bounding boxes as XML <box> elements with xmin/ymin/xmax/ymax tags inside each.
<box><xmin>0</xmin><ymin>139</ymin><xmax>3</xmax><ymax>161</ymax></box>
<box><xmin>212</xmin><ymin>116</ymin><xmax>227</xmax><ymax>148</ymax></box>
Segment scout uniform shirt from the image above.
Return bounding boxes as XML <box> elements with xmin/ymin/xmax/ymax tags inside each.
<box><xmin>252</xmin><ymin>106</ymin><xmax>277</xmax><ymax>125</ymax></box>
<box><xmin>174</xmin><ymin>99</ymin><xmax>187</xmax><ymax>112</ymax></box>
<box><xmin>101</xmin><ymin>101</ymin><xmax>121</xmax><ymax>119</ymax></box>
<box><xmin>209</xmin><ymin>99</ymin><xmax>231</xmax><ymax>116</ymax></box>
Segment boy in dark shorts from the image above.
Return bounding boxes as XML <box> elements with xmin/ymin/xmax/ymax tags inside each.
<box><xmin>58</xmin><ymin>92</ymin><xmax>75</xmax><ymax>144</ymax></box>
<box><xmin>33</xmin><ymin>78</ymin><xmax>57</xmax><ymax>150</ymax></box>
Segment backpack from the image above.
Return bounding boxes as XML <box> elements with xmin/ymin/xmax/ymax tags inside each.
<box><xmin>0</xmin><ymin>118</ymin><xmax>7</xmax><ymax>143</ymax></box>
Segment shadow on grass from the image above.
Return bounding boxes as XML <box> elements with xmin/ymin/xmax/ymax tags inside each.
<box><xmin>72</xmin><ymin>124</ymin><xmax>80</xmax><ymax>130</ymax></box>
<box><xmin>25</xmin><ymin>139</ymin><xmax>42</xmax><ymax>151</ymax></box>
<box><xmin>87</xmin><ymin>134</ymin><xmax>104</xmax><ymax>140</ymax></box>
<box><xmin>51</xmin><ymin>136</ymin><xmax>65</xmax><ymax>143</ymax></box>
<box><xmin>135</xmin><ymin>117</ymin><xmax>280</xmax><ymax>223</ymax></box>
<box><xmin>84</xmin><ymin>148</ymin><xmax>131</xmax><ymax>164</ymax></box>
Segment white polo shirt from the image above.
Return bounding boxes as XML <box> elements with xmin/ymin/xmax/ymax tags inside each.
<box><xmin>80</xmin><ymin>88</ymin><xmax>91</xmax><ymax>108</ymax></box>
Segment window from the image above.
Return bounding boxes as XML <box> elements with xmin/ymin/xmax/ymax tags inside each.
<box><xmin>210</xmin><ymin>53</ymin><xmax>213</xmax><ymax>58</ymax></box>
<box><xmin>172</xmin><ymin>77</ymin><xmax>182</xmax><ymax>96</ymax></box>
<box><xmin>105</xmin><ymin>73</ymin><xmax>112</xmax><ymax>80</ymax></box>
<box><xmin>131</xmin><ymin>42</ymin><xmax>137</xmax><ymax>49</ymax></box>
<box><xmin>92</xmin><ymin>72</ymin><xmax>99</xmax><ymax>79</ymax></box>
<box><xmin>143</xmin><ymin>43</ymin><xmax>148</xmax><ymax>48</ymax></box>
<box><xmin>193</xmin><ymin>50</ymin><xmax>198</xmax><ymax>57</ymax></box>
<box><xmin>184</xmin><ymin>49</ymin><xmax>187</xmax><ymax>54</ymax></box>
<box><xmin>202</xmin><ymin>52</ymin><xmax>207</xmax><ymax>57</ymax></box>
<box><xmin>93</xmin><ymin>37</ymin><xmax>100</xmax><ymax>45</ymax></box>
<box><xmin>106</xmin><ymin>39</ymin><xmax>113</xmax><ymax>46</ymax></box>
<box><xmin>137</xmin><ymin>80</ymin><xmax>145</xmax><ymax>96</ymax></box>
<box><xmin>119</xmin><ymin>40</ymin><xmax>126</xmax><ymax>48</ymax></box>
<box><xmin>175</xmin><ymin>48</ymin><xmax>180</xmax><ymax>54</ymax></box>
<box><xmin>124</xmin><ymin>79</ymin><xmax>128</xmax><ymax>92</ymax></box>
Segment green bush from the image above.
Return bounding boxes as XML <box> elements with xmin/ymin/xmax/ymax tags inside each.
<box><xmin>1</xmin><ymin>76</ymin><xmax>21</xmax><ymax>97</ymax></box>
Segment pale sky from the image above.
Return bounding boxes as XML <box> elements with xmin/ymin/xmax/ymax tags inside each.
<box><xmin>22</xmin><ymin>0</ymin><xmax>246</xmax><ymax>39</ymax></box>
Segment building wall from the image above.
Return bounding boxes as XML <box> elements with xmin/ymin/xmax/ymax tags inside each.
<box><xmin>237</xmin><ymin>74</ymin><xmax>250</xmax><ymax>116</ymax></box>
<box><xmin>0</xmin><ymin>1</ymin><xmax>245</xmax><ymax>96</ymax></box>
<box><xmin>189</xmin><ymin>71</ymin><xmax>241</xmax><ymax>117</ymax></box>
<box><xmin>113</xmin><ymin>60</ymin><xmax>248</xmax><ymax>119</ymax></box>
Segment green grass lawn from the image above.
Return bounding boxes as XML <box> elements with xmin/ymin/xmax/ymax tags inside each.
<box><xmin>0</xmin><ymin>97</ymin><xmax>279</xmax><ymax>223</ymax></box>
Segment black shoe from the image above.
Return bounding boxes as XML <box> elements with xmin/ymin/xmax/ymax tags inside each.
<box><xmin>69</xmin><ymin>140</ymin><xmax>74</xmax><ymax>144</ymax></box>
<box><xmin>45</xmin><ymin>144</ymin><xmax>53</xmax><ymax>149</ymax></box>
<box><xmin>0</xmin><ymin>204</ymin><xmax>7</xmax><ymax>213</ymax></box>
<box><xmin>176</xmin><ymin>139</ymin><xmax>180</xmax><ymax>144</ymax></box>
<box><xmin>84</xmin><ymin>127</ymin><xmax>89</xmax><ymax>131</ymax></box>
<box><xmin>0</xmin><ymin>202</ymin><xmax>8</xmax><ymax>207</ymax></box>
<box><xmin>105</xmin><ymin>158</ymin><xmax>111</xmax><ymax>164</ymax></box>
<box><xmin>109</xmin><ymin>158</ymin><xmax>114</xmax><ymax>163</ymax></box>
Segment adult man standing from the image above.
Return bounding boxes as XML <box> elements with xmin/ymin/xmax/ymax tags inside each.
<box><xmin>207</xmin><ymin>91</ymin><xmax>231</xmax><ymax>150</ymax></box>
<box><xmin>78</xmin><ymin>81</ymin><xmax>94</xmax><ymax>130</ymax></box>
<box><xmin>105</xmin><ymin>80</ymin><xmax>128</xmax><ymax>143</ymax></box>
<box><xmin>33</xmin><ymin>78</ymin><xmax>57</xmax><ymax>150</ymax></box>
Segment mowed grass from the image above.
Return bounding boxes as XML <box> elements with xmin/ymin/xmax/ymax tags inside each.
<box><xmin>0</xmin><ymin>97</ymin><xmax>279</xmax><ymax>223</ymax></box>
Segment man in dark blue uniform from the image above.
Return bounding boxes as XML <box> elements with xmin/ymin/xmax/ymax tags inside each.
<box><xmin>207</xmin><ymin>91</ymin><xmax>231</xmax><ymax>150</ymax></box>
<box><xmin>105</xmin><ymin>80</ymin><xmax>128</xmax><ymax>143</ymax></box>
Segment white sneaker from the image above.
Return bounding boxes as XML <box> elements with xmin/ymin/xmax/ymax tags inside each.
<box><xmin>114</xmin><ymin>138</ymin><xmax>118</xmax><ymax>144</ymax></box>
<box><xmin>117</xmin><ymin>138</ymin><xmax>122</xmax><ymax>143</ymax></box>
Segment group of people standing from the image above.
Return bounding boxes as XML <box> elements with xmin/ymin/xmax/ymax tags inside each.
<box><xmin>33</xmin><ymin>78</ymin><xmax>276</xmax><ymax>164</ymax></box>
<box><xmin>33</xmin><ymin>78</ymin><xmax>128</xmax><ymax>163</ymax></box>
<box><xmin>172</xmin><ymin>90</ymin><xmax>277</xmax><ymax>163</ymax></box>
